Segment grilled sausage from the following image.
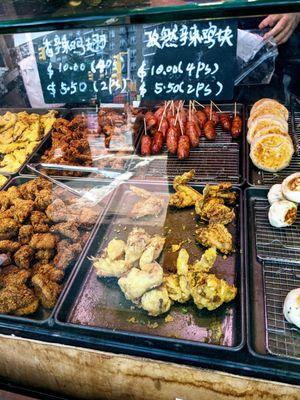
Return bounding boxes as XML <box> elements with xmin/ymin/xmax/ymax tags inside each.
<box><xmin>159</xmin><ymin>118</ymin><xmax>169</xmax><ymax>139</ymax></box>
<box><xmin>186</xmin><ymin>121</ymin><xmax>200</xmax><ymax>148</ymax></box>
<box><xmin>177</xmin><ymin>135</ymin><xmax>190</xmax><ymax>160</ymax></box>
<box><xmin>154</xmin><ymin>107</ymin><xmax>165</xmax><ymax>119</ymax></box>
<box><xmin>166</xmin><ymin>127</ymin><xmax>179</xmax><ymax>154</ymax></box>
<box><xmin>145</xmin><ymin>112</ymin><xmax>158</xmax><ymax>130</ymax></box>
<box><xmin>141</xmin><ymin>135</ymin><xmax>152</xmax><ymax>156</ymax></box>
<box><xmin>152</xmin><ymin>131</ymin><xmax>164</xmax><ymax>154</ymax></box>
<box><xmin>204</xmin><ymin>120</ymin><xmax>217</xmax><ymax>140</ymax></box>
<box><xmin>220</xmin><ymin>114</ymin><xmax>231</xmax><ymax>131</ymax></box>
<box><xmin>231</xmin><ymin>115</ymin><xmax>242</xmax><ymax>138</ymax></box>
<box><xmin>196</xmin><ymin>110</ymin><xmax>207</xmax><ymax>128</ymax></box>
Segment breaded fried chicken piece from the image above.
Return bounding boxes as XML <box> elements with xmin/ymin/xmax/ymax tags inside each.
<box><xmin>195</xmin><ymin>198</ymin><xmax>235</xmax><ymax>225</ymax></box>
<box><xmin>0</xmin><ymin>218</ymin><xmax>19</xmax><ymax>240</ymax></box>
<box><xmin>0</xmin><ymin>192</ymin><xmax>10</xmax><ymax>211</ymax></box>
<box><xmin>169</xmin><ymin>170</ymin><xmax>203</xmax><ymax>208</ymax></box>
<box><xmin>196</xmin><ymin>223</ymin><xmax>233</xmax><ymax>254</ymax></box>
<box><xmin>35</xmin><ymin>189</ymin><xmax>54</xmax><ymax>211</ymax></box>
<box><xmin>54</xmin><ymin>240</ymin><xmax>82</xmax><ymax>270</ymax></box>
<box><xmin>14</xmin><ymin>245</ymin><xmax>35</xmax><ymax>269</ymax></box>
<box><xmin>46</xmin><ymin>199</ymin><xmax>68</xmax><ymax>222</ymax></box>
<box><xmin>35</xmin><ymin>249</ymin><xmax>54</xmax><ymax>264</ymax></box>
<box><xmin>32</xmin><ymin>263</ymin><xmax>64</xmax><ymax>283</ymax></box>
<box><xmin>30</xmin><ymin>233</ymin><xmax>57</xmax><ymax>250</ymax></box>
<box><xmin>50</xmin><ymin>221</ymin><xmax>80</xmax><ymax>242</ymax></box>
<box><xmin>140</xmin><ymin>285</ymin><xmax>172</xmax><ymax>316</ymax></box>
<box><xmin>125</xmin><ymin>228</ymin><xmax>151</xmax><ymax>264</ymax></box>
<box><xmin>0</xmin><ymin>265</ymin><xmax>31</xmax><ymax>287</ymax></box>
<box><xmin>30</xmin><ymin>211</ymin><xmax>50</xmax><ymax>233</ymax></box>
<box><xmin>0</xmin><ymin>284</ymin><xmax>38</xmax><ymax>315</ymax></box>
<box><xmin>6</xmin><ymin>186</ymin><xmax>21</xmax><ymax>204</ymax></box>
<box><xmin>0</xmin><ymin>240</ymin><xmax>20</xmax><ymax>253</ymax></box>
<box><xmin>12</xmin><ymin>199</ymin><xmax>34</xmax><ymax>224</ymax></box>
<box><xmin>32</xmin><ymin>274</ymin><xmax>62</xmax><ymax>309</ymax></box>
<box><xmin>18</xmin><ymin>225</ymin><xmax>34</xmax><ymax>244</ymax></box>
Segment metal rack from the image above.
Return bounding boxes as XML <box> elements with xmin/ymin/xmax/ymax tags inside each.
<box><xmin>263</xmin><ymin>262</ymin><xmax>300</xmax><ymax>360</ymax></box>
<box><xmin>254</xmin><ymin>199</ymin><xmax>300</xmax><ymax>264</ymax></box>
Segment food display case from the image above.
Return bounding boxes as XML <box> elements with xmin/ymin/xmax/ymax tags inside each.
<box><xmin>0</xmin><ymin>0</ymin><xmax>299</xmax><ymax>398</ymax></box>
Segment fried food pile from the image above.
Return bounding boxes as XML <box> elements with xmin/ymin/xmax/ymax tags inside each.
<box><xmin>130</xmin><ymin>186</ymin><xmax>164</xmax><ymax>219</ymax></box>
<box><xmin>0</xmin><ymin>178</ymin><xmax>100</xmax><ymax>316</ymax></box>
<box><xmin>0</xmin><ymin>175</ymin><xmax>7</xmax><ymax>188</ymax></box>
<box><xmin>41</xmin><ymin>110</ymin><xmax>134</xmax><ymax>176</ymax></box>
<box><xmin>170</xmin><ymin>172</ymin><xmax>236</xmax><ymax>255</ymax></box>
<box><xmin>165</xmin><ymin>248</ymin><xmax>237</xmax><ymax>311</ymax></box>
<box><xmin>92</xmin><ymin>228</ymin><xmax>170</xmax><ymax>316</ymax></box>
<box><xmin>0</xmin><ymin>111</ymin><xmax>57</xmax><ymax>173</ymax></box>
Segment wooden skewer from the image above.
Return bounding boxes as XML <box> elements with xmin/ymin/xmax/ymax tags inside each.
<box><xmin>171</xmin><ymin>101</ymin><xmax>175</xmax><ymax>116</ymax></box>
<box><xmin>234</xmin><ymin>102</ymin><xmax>237</xmax><ymax>117</ymax></box>
<box><xmin>179</xmin><ymin>116</ymin><xmax>184</xmax><ymax>136</ymax></box>
<box><xmin>143</xmin><ymin>118</ymin><xmax>147</xmax><ymax>135</ymax></box>
<box><xmin>210</xmin><ymin>102</ymin><xmax>212</xmax><ymax>121</ymax></box>
<box><xmin>193</xmin><ymin>100</ymin><xmax>205</xmax><ymax>109</ymax></box>
<box><xmin>211</xmin><ymin>100</ymin><xmax>222</xmax><ymax>112</ymax></box>
<box><xmin>158</xmin><ymin>103</ymin><xmax>167</xmax><ymax>131</ymax></box>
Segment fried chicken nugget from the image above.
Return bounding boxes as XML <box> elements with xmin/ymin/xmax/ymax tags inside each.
<box><xmin>30</xmin><ymin>233</ymin><xmax>57</xmax><ymax>250</ymax></box>
<box><xmin>32</xmin><ymin>263</ymin><xmax>64</xmax><ymax>283</ymax></box>
<box><xmin>0</xmin><ymin>218</ymin><xmax>19</xmax><ymax>240</ymax></box>
<box><xmin>0</xmin><ymin>192</ymin><xmax>10</xmax><ymax>211</ymax></box>
<box><xmin>18</xmin><ymin>225</ymin><xmax>34</xmax><ymax>245</ymax></box>
<box><xmin>12</xmin><ymin>199</ymin><xmax>34</xmax><ymax>223</ymax></box>
<box><xmin>35</xmin><ymin>249</ymin><xmax>54</xmax><ymax>264</ymax></box>
<box><xmin>0</xmin><ymin>240</ymin><xmax>21</xmax><ymax>253</ymax></box>
<box><xmin>35</xmin><ymin>189</ymin><xmax>54</xmax><ymax>211</ymax></box>
<box><xmin>14</xmin><ymin>245</ymin><xmax>35</xmax><ymax>269</ymax></box>
<box><xmin>32</xmin><ymin>274</ymin><xmax>62</xmax><ymax>309</ymax></box>
<box><xmin>30</xmin><ymin>211</ymin><xmax>50</xmax><ymax>233</ymax></box>
<box><xmin>0</xmin><ymin>285</ymin><xmax>38</xmax><ymax>315</ymax></box>
<box><xmin>0</xmin><ymin>266</ymin><xmax>31</xmax><ymax>287</ymax></box>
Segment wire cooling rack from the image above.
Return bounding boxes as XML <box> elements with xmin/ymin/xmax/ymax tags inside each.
<box><xmin>254</xmin><ymin>199</ymin><xmax>300</xmax><ymax>264</ymax></box>
<box><xmin>263</xmin><ymin>262</ymin><xmax>300</xmax><ymax>359</ymax></box>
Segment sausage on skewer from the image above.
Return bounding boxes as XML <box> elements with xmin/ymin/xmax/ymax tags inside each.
<box><xmin>220</xmin><ymin>113</ymin><xmax>231</xmax><ymax>131</ymax></box>
<box><xmin>204</xmin><ymin>120</ymin><xmax>217</xmax><ymax>140</ymax></box>
<box><xmin>152</xmin><ymin>131</ymin><xmax>164</xmax><ymax>154</ymax></box>
<box><xmin>231</xmin><ymin>115</ymin><xmax>242</xmax><ymax>138</ymax></box>
<box><xmin>196</xmin><ymin>110</ymin><xmax>207</xmax><ymax>129</ymax></box>
<box><xmin>166</xmin><ymin>126</ymin><xmax>179</xmax><ymax>154</ymax></box>
<box><xmin>186</xmin><ymin>121</ymin><xmax>200</xmax><ymax>148</ymax></box>
<box><xmin>141</xmin><ymin>135</ymin><xmax>152</xmax><ymax>156</ymax></box>
<box><xmin>177</xmin><ymin>135</ymin><xmax>190</xmax><ymax>160</ymax></box>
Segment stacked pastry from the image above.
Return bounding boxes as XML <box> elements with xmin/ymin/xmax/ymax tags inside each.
<box><xmin>248</xmin><ymin>98</ymin><xmax>293</xmax><ymax>172</ymax></box>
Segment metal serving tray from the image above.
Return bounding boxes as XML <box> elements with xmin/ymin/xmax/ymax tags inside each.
<box><xmin>20</xmin><ymin>107</ymin><xmax>139</xmax><ymax>178</ymax></box>
<box><xmin>55</xmin><ymin>181</ymin><xmax>244</xmax><ymax>353</ymax></box>
<box><xmin>0</xmin><ymin>176</ymin><xmax>112</xmax><ymax>327</ymax></box>
<box><xmin>245</xmin><ymin>187</ymin><xmax>300</xmax><ymax>365</ymax></box>
<box><xmin>129</xmin><ymin>104</ymin><xmax>245</xmax><ymax>186</ymax></box>
<box><xmin>246</xmin><ymin>108</ymin><xmax>300</xmax><ymax>186</ymax></box>
<box><xmin>0</xmin><ymin>108</ymin><xmax>68</xmax><ymax>176</ymax></box>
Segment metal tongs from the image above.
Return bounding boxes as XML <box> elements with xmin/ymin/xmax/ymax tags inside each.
<box><xmin>27</xmin><ymin>156</ymin><xmax>164</xmax><ymax>204</ymax></box>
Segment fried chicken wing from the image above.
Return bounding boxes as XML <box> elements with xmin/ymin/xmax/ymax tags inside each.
<box><xmin>195</xmin><ymin>198</ymin><xmax>235</xmax><ymax>225</ymax></box>
<box><xmin>118</xmin><ymin>262</ymin><xmax>163</xmax><ymax>302</ymax></box>
<box><xmin>46</xmin><ymin>199</ymin><xmax>68</xmax><ymax>222</ymax></box>
<box><xmin>202</xmin><ymin>183</ymin><xmax>236</xmax><ymax>205</ymax></box>
<box><xmin>125</xmin><ymin>228</ymin><xmax>151</xmax><ymax>264</ymax></box>
<box><xmin>0</xmin><ymin>285</ymin><xmax>38</xmax><ymax>315</ymax></box>
<box><xmin>0</xmin><ymin>218</ymin><xmax>19</xmax><ymax>240</ymax></box>
<box><xmin>196</xmin><ymin>223</ymin><xmax>233</xmax><ymax>254</ymax></box>
<box><xmin>18</xmin><ymin>225</ymin><xmax>34</xmax><ymax>245</ymax></box>
<box><xmin>29</xmin><ymin>233</ymin><xmax>57</xmax><ymax>250</ymax></box>
<box><xmin>169</xmin><ymin>170</ymin><xmax>203</xmax><ymax>208</ymax></box>
<box><xmin>0</xmin><ymin>240</ymin><xmax>20</xmax><ymax>253</ymax></box>
<box><xmin>190</xmin><ymin>247</ymin><xmax>217</xmax><ymax>274</ymax></box>
<box><xmin>188</xmin><ymin>272</ymin><xmax>237</xmax><ymax>311</ymax></box>
<box><xmin>140</xmin><ymin>285</ymin><xmax>172</xmax><ymax>316</ymax></box>
<box><xmin>130</xmin><ymin>185</ymin><xmax>164</xmax><ymax>219</ymax></box>
<box><xmin>164</xmin><ymin>249</ymin><xmax>191</xmax><ymax>303</ymax></box>
<box><xmin>139</xmin><ymin>235</ymin><xmax>165</xmax><ymax>267</ymax></box>
<box><xmin>50</xmin><ymin>222</ymin><xmax>80</xmax><ymax>242</ymax></box>
<box><xmin>14</xmin><ymin>245</ymin><xmax>35</xmax><ymax>269</ymax></box>
<box><xmin>32</xmin><ymin>274</ymin><xmax>62</xmax><ymax>309</ymax></box>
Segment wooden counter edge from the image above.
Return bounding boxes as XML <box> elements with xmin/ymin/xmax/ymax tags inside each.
<box><xmin>0</xmin><ymin>334</ymin><xmax>298</xmax><ymax>400</ymax></box>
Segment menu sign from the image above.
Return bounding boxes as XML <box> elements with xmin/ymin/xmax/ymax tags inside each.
<box><xmin>34</xmin><ymin>28</ymin><xmax>129</xmax><ymax>104</ymax></box>
<box><xmin>138</xmin><ymin>20</ymin><xmax>237</xmax><ymax>101</ymax></box>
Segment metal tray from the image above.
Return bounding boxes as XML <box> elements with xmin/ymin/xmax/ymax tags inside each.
<box><xmin>245</xmin><ymin>187</ymin><xmax>300</xmax><ymax>365</ymax></box>
<box><xmin>129</xmin><ymin>104</ymin><xmax>245</xmax><ymax>186</ymax></box>
<box><xmin>0</xmin><ymin>108</ymin><xmax>68</xmax><ymax>176</ymax></box>
<box><xmin>246</xmin><ymin>108</ymin><xmax>300</xmax><ymax>186</ymax></box>
<box><xmin>55</xmin><ymin>181</ymin><xmax>244</xmax><ymax>353</ymax></box>
<box><xmin>0</xmin><ymin>176</ymin><xmax>112</xmax><ymax>327</ymax></box>
<box><xmin>20</xmin><ymin>108</ymin><xmax>139</xmax><ymax>178</ymax></box>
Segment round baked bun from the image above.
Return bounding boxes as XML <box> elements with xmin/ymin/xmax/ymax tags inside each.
<box><xmin>251</xmin><ymin>99</ymin><xmax>289</xmax><ymax>120</ymax></box>
<box><xmin>247</xmin><ymin>115</ymin><xmax>288</xmax><ymax>144</ymax></box>
<box><xmin>282</xmin><ymin>173</ymin><xmax>300</xmax><ymax>204</ymax></box>
<box><xmin>283</xmin><ymin>288</ymin><xmax>300</xmax><ymax>328</ymax></box>
<box><xmin>247</xmin><ymin>125</ymin><xmax>289</xmax><ymax>144</ymax></box>
<box><xmin>250</xmin><ymin>133</ymin><xmax>294</xmax><ymax>172</ymax></box>
<box><xmin>248</xmin><ymin>107</ymin><xmax>288</xmax><ymax>128</ymax></box>
<box><xmin>268</xmin><ymin>200</ymin><xmax>297</xmax><ymax>228</ymax></box>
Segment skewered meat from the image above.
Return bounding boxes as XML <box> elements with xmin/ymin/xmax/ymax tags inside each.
<box><xmin>220</xmin><ymin>114</ymin><xmax>231</xmax><ymax>131</ymax></box>
<box><xmin>196</xmin><ymin>110</ymin><xmax>207</xmax><ymax>128</ymax></box>
<box><xmin>185</xmin><ymin>121</ymin><xmax>199</xmax><ymax>148</ymax></box>
<box><xmin>203</xmin><ymin>106</ymin><xmax>219</xmax><ymax>125</ymax></box>
<box><xmin>141</xmin><ymin>135</ymin><xmax>152</xmax><ymax>156</ymax></box>
<box><xmin>166</xmin><ymin>127</ymin><xmax>179</xmax><ymax>154</ymax></box>
<box><xmin>231</xmin><ymin>115</ymin><xmax>242</xmax><ymax>138</ymax></box>
<box><xmin>152</xmin><ymin>131</ymin><xmax>164</xmax><ymax>154</ymax></box>
<box><xmin>196</xmin><ymin>223</ymin><xmax>233</xmax><ymax>254</ymax></box>
<box><xmin>204</xmin><ymin>120</ymin><xmax>216</xmax><ymax>140</ymax></box>
<box><xmin>177</xmin><ymin>135</ymin><xmax>190</xmax><ymax>160</ymax></box>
